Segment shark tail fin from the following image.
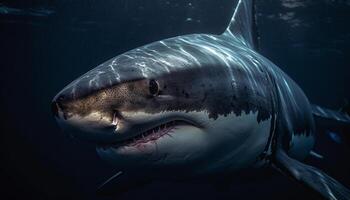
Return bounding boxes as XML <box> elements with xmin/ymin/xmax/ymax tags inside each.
<box><xmin>274</xmin><ymin>150</ymin><xmax>350</xmax><ymax>200</ymax></box>
<box><xmin>223</xmin><ymin>0</ymin><xmax>260</xmax><ymax>50</ymax></box>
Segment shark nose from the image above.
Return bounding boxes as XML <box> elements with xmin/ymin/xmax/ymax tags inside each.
<box><xmin>51</xmin><ymin>94</ymin><xmax>65</xmax><ymax>118</ymax></box>
<box><xmin>51</xmin><ymin>101</ymin><xmax>59</xmax><ymax>117</ymax></box>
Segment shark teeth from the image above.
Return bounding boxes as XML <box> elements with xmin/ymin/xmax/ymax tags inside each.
<box><xmin>113</xmin><ymin>120</ymin><xmax>187</xmax><ymax>147</ymax></box>
<box><xmin>112</xmin><ymin>112</ymin><xmax>119</xmax><ymax>126</ymax></box>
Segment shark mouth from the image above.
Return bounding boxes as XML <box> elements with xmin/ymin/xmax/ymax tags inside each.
<box><xmin>112</xmin><ymin>120</ymin><xmax>190</xmax><ymax>147</ymax></box>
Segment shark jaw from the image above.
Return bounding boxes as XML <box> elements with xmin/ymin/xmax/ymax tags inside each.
<box><xmin>106</xmin><ymin>120</ymin><xmax>193</xmax><ymax>148</ymax></box>
<box><xmin>95</xmin><ymin>111</ymin><xmax>272</xmax><ymax>175</ymax></box>
<box><xmin>97</xmin><ymin>122</ymin><xmax>205</xmax><ymax>158</ymax></box>
<box><xmin>95</xmin><ymin>111</ymin><xmax>208</xmax><ymax>157</ymax></box>
<box><xmin>55</xmin><ymin>109</ymin><xmax>207</xmax><ymax>153</ymax></box>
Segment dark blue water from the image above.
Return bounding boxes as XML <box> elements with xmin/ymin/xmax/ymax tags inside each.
<box><xmin>1</xmin><ymin>0</ymin><xmax>349</xmax><ymax>199</ymax></box>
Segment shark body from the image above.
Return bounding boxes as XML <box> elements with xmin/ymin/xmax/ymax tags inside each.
<box><xmin>52</xmin><ymin>0</ymin><xmax>350</xmax><ymax>199</ymax></box>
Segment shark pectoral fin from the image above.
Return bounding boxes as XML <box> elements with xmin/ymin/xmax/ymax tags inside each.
<box><xmin>97</xmin><ymin>171</ymin><xmax>150</xmax><ymax>196</ymax></box>
<box><xmin>273</xmin><ymin>150</ymin><xmax>350</xmax><ymax>200</ymax></box>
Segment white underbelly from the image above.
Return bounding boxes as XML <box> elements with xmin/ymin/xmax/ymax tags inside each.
<box><xmin>194</xmin><ymin>111</ymin><xmax>272</xmax><ymax>175</ymax></box>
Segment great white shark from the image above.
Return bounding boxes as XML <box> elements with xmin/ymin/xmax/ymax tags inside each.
<box><xmin>51</xmin><ymin>0</ymin><xmax>350</xmax><ymax>199</ymax></box>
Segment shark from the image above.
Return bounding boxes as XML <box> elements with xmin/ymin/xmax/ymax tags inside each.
<box><xmin>51</xmin><ymin>0</ymin><xmax>350</xmax><ymax>199</ymax></box>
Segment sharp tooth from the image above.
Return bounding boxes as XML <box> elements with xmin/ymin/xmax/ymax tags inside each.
<box><xmin>112</xmin><ymin>113</ymin><xmax>118</xmax><ymax>126</ymax></box>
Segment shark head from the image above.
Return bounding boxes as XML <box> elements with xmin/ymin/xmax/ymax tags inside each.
<box><xmin>52</xmin><ymin>0</ymin><xmax>272</xmax><ymax>176</ymax></box>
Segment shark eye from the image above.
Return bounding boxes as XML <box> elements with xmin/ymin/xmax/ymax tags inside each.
<box><xmin>149</xmin><ymin>79</ymin><xmax>159</xmax><ymax>96</ymax></box>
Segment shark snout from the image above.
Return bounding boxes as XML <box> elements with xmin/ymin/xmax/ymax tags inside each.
<box><xmin>51</xmin><ymin>93</ymin><xmax>119</xmax><ymax>143</ymax></box>
<box><xmin>51</xmin><ymin>100</ymin><xmax>59</xmax><ymax>117</ymax></box>
<box><xmin>51</xmin><ymin>94</ymin><xmax>65</xmax><ymax>118</ymax></box>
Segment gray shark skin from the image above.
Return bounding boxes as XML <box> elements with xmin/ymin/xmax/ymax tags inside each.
<box><xmin>52</xmin><ymin>0</ymin><xmax>350</xmax><ymax>199</ymax></box>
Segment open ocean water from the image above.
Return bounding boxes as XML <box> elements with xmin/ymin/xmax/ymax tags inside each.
<box><xmin>0</xmin><ymin>0</ymin><xmax>349</xmax><ymax>199</ymax></box>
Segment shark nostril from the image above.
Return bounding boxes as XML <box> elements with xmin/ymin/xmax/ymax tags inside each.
<box><xmin>57</xmin><ymin>94</ymin><xmax>65</xmax><ymax>101</ymax></box>
<box><xmin>114</xmin><ymin>110</ymin><xmax>123</xmax><ymax>119</ymax></box>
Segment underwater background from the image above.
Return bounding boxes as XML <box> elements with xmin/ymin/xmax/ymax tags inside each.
<box><xmin>0</xmin><ymin>0</ymin><xmax>349</xmax><ymax>199</ymax></box>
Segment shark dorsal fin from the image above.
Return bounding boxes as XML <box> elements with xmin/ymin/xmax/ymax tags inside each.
<box><xmin>223</xmin><ymin>0</ymin><xmax>259</xmax><ymax>50</ymax></box>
